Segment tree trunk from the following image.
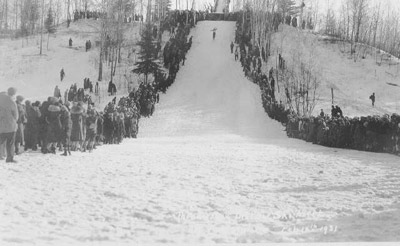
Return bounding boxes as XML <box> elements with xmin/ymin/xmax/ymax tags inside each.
<box><xmin>47</xmin><ymin>31</ymin><xmax>50</xmax><ymax>50</ymax></box>
<box><xmin>39</xmin><ymin>0</ymin><xmax>45</xmax><ymax>55</ymax></box>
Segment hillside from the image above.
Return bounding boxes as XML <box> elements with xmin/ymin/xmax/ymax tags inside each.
<box><xmin>1</xmin><ymin>21</ymin><xmax>400</xmax><ymax>244</ymax></box>
<box><xmin>0</xmin><ymin>19</ymin><xmax>141</xmax><ymax>108</ymax></box>
<box><xmin>268</xmin><ymin>25</ymin><xmax>400</xmax><ymax>117</ymax></box>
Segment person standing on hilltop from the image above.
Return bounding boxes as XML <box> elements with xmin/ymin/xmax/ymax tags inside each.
<box><xmin>369</xmin><ymin>92</ymin><xmax>375</xmax><ymax>107</ymax></box>
<box><xmin>230</xmin><ymin>41</ymin><xmax>234</xmax><ymax>53</ymax></box>
<box><xmin>0</xmin><ymin>88</ymin><xmax>19</xmax><ymax>163</ymax></box>
<box><xmin>69</xmin><ymin>38</ymin><xmax>73</xmax><ymax>47</ymax></box>
<box><xmin>211</xmin><ymin>28</ymin><xmax>217</xmax><ymax>40</ymax></box>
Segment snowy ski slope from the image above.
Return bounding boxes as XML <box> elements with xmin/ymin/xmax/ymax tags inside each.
<box><xmin>1</xmin><ymin>21</ymin><xmax>400</xmax><ymax>244</ymax></box>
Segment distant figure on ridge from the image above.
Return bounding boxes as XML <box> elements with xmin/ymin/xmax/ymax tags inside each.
<box><xmin>69</xmin><ymin>38</ymin><xmax>73</xmax><ymax>47</ymax></box>
<box><xmin>230</xmin><ymin>41</ymin><xmax>234</xmax><ymax>53</ymax></box>
<box><xmin>369</xmin><ymin>92</ymin><xmax>375</xmax><ymax>107</ymax></box>
<box><xmin>211</xmin><ymin>28</ymin><xmax>217</xmax><ymax>40</ymax></box>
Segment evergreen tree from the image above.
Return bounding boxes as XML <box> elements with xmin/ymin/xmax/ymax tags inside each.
<box><xmin>132</xmin><ymin>22</ymin><xmax>162</xmax><ymax>84</ymax></box>
<box><xmin>45</xmin><ymin>8</ymin><xmax>56</xmax><ymax>34</ymax></box>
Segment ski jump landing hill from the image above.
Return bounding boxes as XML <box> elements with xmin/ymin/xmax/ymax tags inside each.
<box><xmin>1</xmin><ymin>21</ymin><xmax>400</xmax><ymax>244</ymax></box>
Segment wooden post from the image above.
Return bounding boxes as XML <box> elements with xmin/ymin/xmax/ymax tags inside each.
<box><xmin>331</xmin><ymin>88</ymin><xmax>334</xmax><ymax>105</ymax></box>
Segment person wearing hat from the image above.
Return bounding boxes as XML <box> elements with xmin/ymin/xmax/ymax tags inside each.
<box><xmin>25</xmin><ymin>100</ymin><xmax>41</xmax><ymax>151</ymax></box>
<box><xmin>83</xmin><ymin>106</ymin><xmax>98</xmax><ymax>152</ymax></box>
<box><xmin>0</xmin><ymin>88</ymin><xmax>19</xmax><ymax>163</ymax></box>
<box><xmin>46</xmin><ymin>102</ymin><xmax>62</xmax><ymax>154</ymax></box>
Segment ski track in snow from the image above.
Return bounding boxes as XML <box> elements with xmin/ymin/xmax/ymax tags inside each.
<box><xmin>1</xmin><ymin>21</ymin><xmax>400</xmax><ymax>244</ymax></box>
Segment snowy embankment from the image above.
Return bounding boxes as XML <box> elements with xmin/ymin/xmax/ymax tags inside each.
<box><xmin>269</xmin><ymin>25</ymin><xmax>400</xmax><ymax>117</ymax></box>
<box><xmin>0</xmin><ymin>19</ymin><xmax>140</xmax><ymax>108</ymax></box>
<box><xmin>1</xmin><ymin>21</ymin><xmax>400</xmax><ymax>244</ymax></box>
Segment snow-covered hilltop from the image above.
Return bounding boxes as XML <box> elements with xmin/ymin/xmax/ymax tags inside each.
<box><xmin>269</xmin><ymin>24</ymin><xmax>400</xmax><ymax>117</ymax></box>
<box><xmin>0</xmin><ymin>19</ymin><xmax>140</xmax><ymax>107</ymax></box>
<box><xmin>1</xmin><ymin>21</ymin><xmax>400</xmax><ymax>244</ymax></box>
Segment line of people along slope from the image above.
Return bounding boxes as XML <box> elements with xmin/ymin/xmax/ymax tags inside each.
<box><xmin>233</xmin><ymin>15</ymin><xmax>400</xmax><ymax>155</ymax></box>
<box><xmin>0</xmin><ymin>11</ymin><xmax>203</xmax><ymax>163</ymax></box>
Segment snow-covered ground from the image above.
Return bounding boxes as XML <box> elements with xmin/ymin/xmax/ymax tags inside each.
<box><xmin>269</xmin><ymin>25</ymin><xmax>400</xmax><ymax>117</ymax></box>
<box><xmin>1</xmin><ymin>21</ymin><xmax>400</xmax><ymax>244</ymax></box>
<box><xmin>0</xmin><ymin>19</ymin><xmax>141</xmax><ymax>107</ymax></box>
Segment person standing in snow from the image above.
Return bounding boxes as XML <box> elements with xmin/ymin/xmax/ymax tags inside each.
<box><xmin>95</xmin><ymin>82</ymin><xmax>99</xmax><ymax>96</ymax></box>
<box><xmin>331</xmin><ymin>105</ymin><xmax>337</xmax><ymax>118</ymax></box>
<box><xmin>230</xmin><ymin>41</ymin><xmax>234</xmax><ymax>53</ymax></box>
<box><xmin>181</xmin><ymin>50</ymin><xmax>186</xmax><ymax>66</ymax></box>
<box><xmin>369</xmin><ymin>92</ymin><xmax>375</xmax><ymax>107</ymax></box>
<box><xmin>54</xmin><ymin>85</ymin><xmax>61</xmax><ymax>99</ymax></box>
<box><xmin>69</xmin><ymin>38</ymin><xmax>73</xmax><ymax>47</ymax></box>
<box><xmin>60</xmin><ymin>68</ymin><xmax>65</xmax><ymax>81</ymax></box>
<box><xmin>108</xmin><ymin>81</ymin><xmax>114</xmax><ymax>96</ymax></box>
<box><xmin>25</xmin><ymin>101</ymin><xmax>41</xmax><ymax>151</ymax></box>
<box><xmin>234</xmin><ymin>48</ymin><xmax>239</xmax><ymax>61</ymax></box>
<box><xmin>70</xmin><ymin>102</ymin><xmax>84</xmax><ymax>151</ymax></box>
<box><xmin>15</xmin><ymin>95</ymin><xmax>27</xmax><ymax>155</ymax></box>
<box><xmin>270</xmin><ymin>76</ymin><xmax>275</xmax><ymax>99</ymax></box>
<box><xmin>46</xmin><ymin>102</ymin><xmax>62</xmax><ymax>154</ymax></box>
<box><xmin>60</xmin><ymin>104</ymin><xmax>72</xmax><ymax>156</ymax></box>
<box><xmin>335</xmin><ymin>105</ymin><xmax>343</xmax><ymax>118</ymax></box>
<box><xmin>0</xmin><ymin>88</ymin><xmax>19</xmax><ymax>163</ymax></box>
<box><xmin>211</xmin><ymin>28</ymin><xmax>217</xmax><ymax>40</ymax></box>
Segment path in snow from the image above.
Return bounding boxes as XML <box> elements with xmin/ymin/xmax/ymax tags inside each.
<box><xmin>1</xmin><ymin>21</ymin><xmax>400</xmax><ymax>244</ymax></box>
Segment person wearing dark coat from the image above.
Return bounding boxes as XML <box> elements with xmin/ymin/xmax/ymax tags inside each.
<box><xmin>60</xmin><ymin>68</ymin><xmax>65</xmax><ymax>81</ymax></box>
<box><xmin>369</xmin><ymin>93</ymin><xmax>375</xmax><ymax>107</ymax></box>
<box><xmin>270</xmin><ymin>77</ymin><xmax>275</xmax><ymax>98</ymax></box>
<box><xmin>95</xmin><ymin>82</ymin><xmax>99</xmax><ymax>95</ymax></box>
<box><xmin>83</xmin><ymin>106</ymin><xmax>98</xmax><ymax>152</ymax></box>
<box><xmin>46</xmin><ymin>102</ymin><xmax>62</xmax><ymax>154</ymax></box>
<box><xmin>230</xmin><ymin>41</ymin><xmax>234</xmax><ymax>53</ymax></box>
<box><xmin>103</xmin><ymin>113</ymin><xmax>114</xmax><ymax>144</ymax></box>
<box><xmin>25</xmin><ymin>101</ymin><xmax>41</xmax><ymax>151</ymax></box>
<box><xmin>108</xmin><ymin>81</ymin><xmax>114</xmax><ymax>96</ymax></box>
<box><xmin>60</xmin><ymin>105</ymin><xmax>72</xmax><ymax>156</ymax></box>
<box><xmin>336</xmin><ymin>105</ymin><xmax>343</xmax><ymax>118</ymax></box>
<box><xmin>331</xmin><ymin>105</ymin><xmax>337</xmax><ymax>118</ymax></box>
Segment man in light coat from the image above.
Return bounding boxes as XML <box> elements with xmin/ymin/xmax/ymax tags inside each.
<box><xmin>0</xmin><ymin>87</ymin><xmax>19</xmax><ymax>163</ymax></box>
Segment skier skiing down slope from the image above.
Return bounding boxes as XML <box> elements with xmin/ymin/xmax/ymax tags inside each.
<box><xmin>211</xmin><ymin>28</ymin><xmax>217</xmax><ymax>40</ymax></box>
